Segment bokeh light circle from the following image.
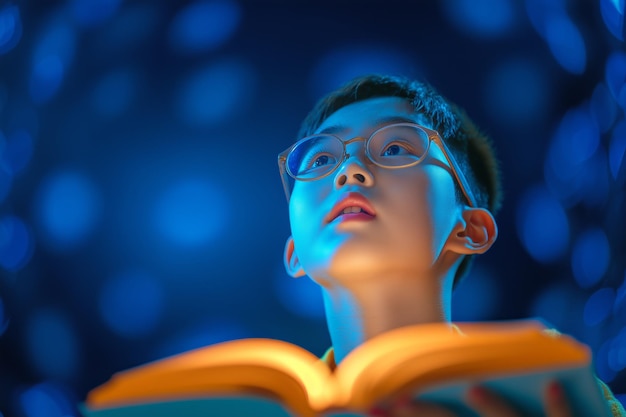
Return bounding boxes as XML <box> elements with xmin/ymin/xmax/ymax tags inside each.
<box><xmin>544</xmin><ymin>106</ymin><xmax>601</xmax><ymax>206</ymax></box>
<box><xmin>608</xmin><ymin>327</ymin><xmax>626</xmax><ymax>372</ymax></box>
<box><xmin>441</xmin><ymin>0</ymin><xmax>516</xmax><ymax>38</ymax></box>
<box><xmin>70</xmin><ymin>0</ymin><xmax>123</xmax><ymax>27</ymax></box>
<box><xmin>545</xmin><ymin>14</ymin><xmax>586</xmax><ymax>74</ymax></box>
<box><xmin>29</xmin><ymin>54</ymin><xmax>64</xmax><ymax>104</ymax></box>
<box><xmin>591</xmin><ymin>82</ymin><xmax>619</xmax><ymax>134</ymax></box>
<box><xmin>600</xmin><ymin>0</ymin><xmax>626</xmax><ymax>41</ymax></box>
<box><xmin>34</xmin><ymin>171</ymin><xmax>102</xmax><ymax>251</ymax></box>
<box><xmin>516</xmin><ymin>185</ymin><xmax>570</xmax><ymax>263</ymax></box>
<box><xmin>571</xmin><ymin>228</ymin><xmax>610</xmax><ymax>289</ymax></box>
<box><xmin>169</xmin><ymin>0</ymin><xmax>241</xmax><ymax>54</ymax></box>
<box><xmin>99</xmin><ymin>271</ymin><xmax>164</xmax><ymax>338</ymax></box>
<box><xmin>29</xmin><ymin>15</ymin><xmax>76</xmax><ymax>104</ymax></box>
<box><xmin>584</xmin><ymin>287</ymin><xmax>615</xmax><ymax>326</ymax></box>
<box><xmin>524</xmin><ymin>0</ymin><xmax>567</xmax><ymax>39</ymax></box>
<box><xmin>0</xmin><ymin>215</ymin><xmax>33</xmax><ymax>271</ymax></box>
<box><xmin>0</xmin><ymin>5</ymin><xmax>23</xmax><ymax>55</ymax></box>
<box><xmin>154</xmin><ymin>178</ymin><xmax>228</xmax><ymax>246</ymax></box>
<box><xmin>605</xmin><ymin>52</ymin><xmax>626</xmax><ymax>103</ymax></box>
<box><xmin>176</xmin><ymin>58</ymin><xmax>256</xmax><ymax>126</ymax></box>
<box><xmin>18</xmin><ymin>381</ymin><xmax>76</xmax><ymax>417</ymax></box>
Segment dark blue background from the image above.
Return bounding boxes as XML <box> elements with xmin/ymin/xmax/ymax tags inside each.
<box><xmin>0</xmin><ymin>0</ymin><xmax>625</xmax><ymax>415</ymax></box>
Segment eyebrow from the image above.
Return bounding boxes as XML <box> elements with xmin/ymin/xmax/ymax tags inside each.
<box><xmin>317</xmin><ymin>116</ymin><xmax>419</xmax><ymax>135</ymax></box>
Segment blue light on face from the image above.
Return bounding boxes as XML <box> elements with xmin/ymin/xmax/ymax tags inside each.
<box><xmin>601</xmin><ymin>0</ymin><xmax>625</xmax><ymax>41</ymax></box>
<box><xmin>273</xmin><ymin>268</ymin><xmax>325</xmax><ymax>320</ymax></box>
<box><xmin>0</xmin><ymin>215</ymin><xmax>33</xmax><ymax>271</ymax></box>
<box><xmin>545</xmin><ymin>15</ymin><xmax>586</xmax><ymax>75</ymax></box>
<box><xmin>154</xmin><ymin>179</ymin><xmax>228</xmax><ymax>246</ymax></box>
<box><xmin>572</xmin><ymin>228</ymin><xmax>610</xmax><ymax>289</ymax></box>
<box><xmin>169</xmin><ymin>0</ymin><xmax>241</xmax><ymax>54</ymax></box>
<box><xmin>584</xmin><ymin>288</ymin><xmax>615</xmax><ymax>326</ymax></box>
<box><xmin>34</xmin><ymin>171</ymin><xmax>101</xmax><ymax>251</ymax></box>
<box><xmin>25</xmin><ymin>309</ymin><xmax>80</xmax><ymax>380</ymax></box>
<box><xmin>516</xmin><ymin>185</ymin><xmax>570</xmax><ymax>264</ymax></box>
<box><xmin>0</xmin><ymin>5</ymin><xmax>22</xmax><ymax>55</ymax></box>
<box><xmin>99</xmin><ymin>271</ymin><xmax>163</xmax><ymax>338</ymax></box>
<box><xmin>176</xmin><ymin>58</ymin><xmax>256</xmax><ymax>126</ymax></box>
<box><xmin>441</xmin><ymin>0</ymin><xmax>516</xmax><ymax>38</ymax></box>
<box><xmin>483</xmin><ymin>57</ymin><xmax>549</xmax><ymax>126</ymax></box>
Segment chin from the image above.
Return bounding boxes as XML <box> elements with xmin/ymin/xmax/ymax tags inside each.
<box><xmin>326</xmin><ymin>244</ymin><xmax>429</xmax><ymax>281</ymax></box>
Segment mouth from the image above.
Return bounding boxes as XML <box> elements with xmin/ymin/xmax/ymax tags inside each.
<box><xmin>327</xmin><ymin>193</ymin><xmax>376</xmax><ymax>223</ymax></box>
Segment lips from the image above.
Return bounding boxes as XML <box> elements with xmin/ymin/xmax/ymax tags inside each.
<box><xmin>326</xmin><ymin>192</ymin><xmax>376</xmax><ymax>223</ymax></box>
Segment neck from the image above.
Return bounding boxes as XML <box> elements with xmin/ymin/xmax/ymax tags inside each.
<box><xmin>321</xmin><ymin>269</ymin><xmax>454</xmax><ymax>364</ymax></box>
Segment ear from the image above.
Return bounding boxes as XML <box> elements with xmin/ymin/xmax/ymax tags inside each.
<box><xmin>284</xmin><ymin>236</ymin><xmax>306</xmax><ymax>278</ymax></box>
<box><xmin>448</xmin><ymin>207</ymin><xmax>498</xmax><ymax>255</ymax></box>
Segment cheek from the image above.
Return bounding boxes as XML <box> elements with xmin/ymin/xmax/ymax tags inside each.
<box><xmin>382</xmin><ymin>168</ymin><xmax>458</xmax><ymax>255</ymax></box>
<box><xmin>288</xmin><ymin>181</ymin><xmax>329</xmax><ymax>251</ymax></box>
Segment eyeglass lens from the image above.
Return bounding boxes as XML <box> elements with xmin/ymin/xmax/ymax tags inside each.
<box><xmin>287</xmin><ymin>124</ymin><xmax>431</xmax><ymax>179</ymax></box>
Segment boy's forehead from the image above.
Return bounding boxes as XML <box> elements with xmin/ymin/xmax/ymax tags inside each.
<box><xmin>314</xmin><ymin>96</ymin><xmax>433</xmax><ymax>137</ymax></box>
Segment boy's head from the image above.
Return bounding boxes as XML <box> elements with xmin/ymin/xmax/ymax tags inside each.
<box><xmin>280</xmin><ymin>74</ymin><xmax>501</xmax><ymax>288</ymax></box>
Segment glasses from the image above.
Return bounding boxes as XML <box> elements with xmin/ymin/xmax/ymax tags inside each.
<box><xmin>277</xmin><ymin>122</ymin><xmax>477</xmax><ymax>207</ymax></box>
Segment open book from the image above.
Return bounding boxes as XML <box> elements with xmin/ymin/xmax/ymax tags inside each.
<box><xmin>82</xmin><ymin>320</ymin><xmax>612</xmax><ymax>417</ymax></box>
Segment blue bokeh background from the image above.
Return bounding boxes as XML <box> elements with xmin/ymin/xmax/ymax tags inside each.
<box><xmin>0</xmin><ymin>0</ymin><xmax>625</xmax><ymax>415</ymax></box>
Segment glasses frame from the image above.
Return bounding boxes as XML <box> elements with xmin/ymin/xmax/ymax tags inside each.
<box><xmin>277</xmin><ymin>122</ymin><xmax>477</xmax><ymax>207</ymax></box>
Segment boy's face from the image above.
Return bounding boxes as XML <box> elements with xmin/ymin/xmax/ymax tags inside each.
<box><xmin>285</xmin><ymin>97</ymin><xmax>467</xmax><ymax>285</ymax></box>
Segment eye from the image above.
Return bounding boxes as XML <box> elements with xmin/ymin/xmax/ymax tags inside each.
<box><xmin>298</xmin><ymin>152</ymin><xmax>338</xmax><ymax>175</ymax></box>
<box><xmin>288</xmin><ymin>135</ymin><xmax>342</xmax><ymax>178</ymax></box>
<box><xmin>311</xmin><ymin>154</ymin><xmax>331</xmax><ymax>168</ymax></box>
<box><xmin>381</xmin><ymin>142</ymin><xmax>413</xmax><ymax>157</ymax></box>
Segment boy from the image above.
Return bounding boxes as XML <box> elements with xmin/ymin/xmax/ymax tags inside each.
<box><xmin>278</xmin><ymin>74</ymin><xmax>625</xmax><ymax>417</ymax></box>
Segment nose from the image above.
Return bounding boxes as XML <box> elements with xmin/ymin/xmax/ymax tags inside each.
<box><xmin>334</xmin><ymin>142</ymin><xmax>374</xmax><ymax>188</ymax></box>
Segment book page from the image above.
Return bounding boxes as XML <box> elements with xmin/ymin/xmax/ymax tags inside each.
<box><xmin>332</xmin><ymin>320</ymin><xmax>590</xmax><ymax>411</ymax></box>
<box><xmin>85</xmin><ymin>338</ymin><xmax>338</xmax><ymax>417</ymax></box>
